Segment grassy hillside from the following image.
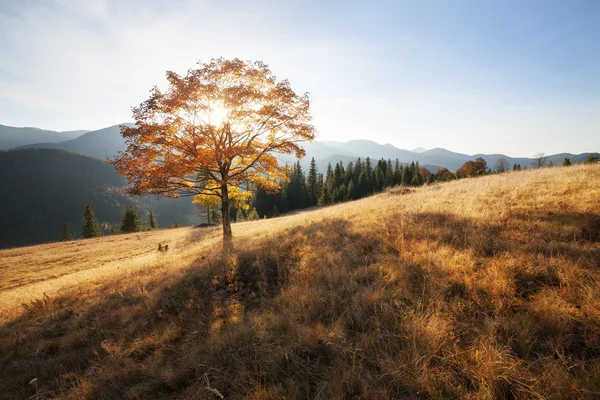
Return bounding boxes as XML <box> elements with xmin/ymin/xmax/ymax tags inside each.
<box><xmin>1</xmin><ymin>165</ymin><xmax>599</xmax><ymax>399</ymax></box>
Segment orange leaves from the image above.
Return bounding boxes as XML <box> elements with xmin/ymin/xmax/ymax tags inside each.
<box><xmin>109</xmin><ymin>58</ymin><xmax>315</xmax><ymax>212</ymax></box>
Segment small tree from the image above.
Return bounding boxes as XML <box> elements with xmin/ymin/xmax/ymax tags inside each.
<box><xmin>147</xmin><ymin>211</ymin><xmax>158</xmax><ymax>230</ymax></box>
<box><xmin>60</xmin><ymin>223</ymin><xmax>74</xmax><ymax>241</ymax></box>
<box><xmin>435</xmin><ymin>168</ymin><xmax>453</xmax><ymax>182</ymax></box>
<box><xmin>585</xmin><ymin>153</ymin><xmax>599</xmax><ymax>164</ymax></box>
<box><xmin>532</xmin><ymin>153</ymin><xmax>547</xmax><ymax>169</ymax></box>
<box><xmin>494</xmin><ymin>158</ymin><xmax>509</xmax><ymax>173</ymax></box>
<box><xmin>81</xmin><ymin>204</ymin><xmax>102</xmax><ymax>239</ymax></box>
<box><xmin>120</xmin><ymin>207</ymin><xmax>143</xmax><ymax>233</ymax></box>
<box><xmin>172</xmin><ymin>220</ymin><xmax>179</xmax><ymax>228</ymax></box>
<box><xmin>563</xmin><ymin>158</ymin><xmax>571</xmax><ymax>167</ymax></box>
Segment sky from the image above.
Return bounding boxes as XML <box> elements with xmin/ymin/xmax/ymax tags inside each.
<box><xmin>0</xmin><ymin>0</ymin><xmax>598</xmax><ymax>157</ymax></box>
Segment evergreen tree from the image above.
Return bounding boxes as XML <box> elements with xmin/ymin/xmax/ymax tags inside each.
<box><xmin>318</xmin><ymin>184</ymin><xmax>331</xmax><ymax>206</ymax></box>
<box><xmin>347</xmin><ymin>180</ymin><xmax>356</xmax><ymax>200</ymax></box>
<box><xmin>247</xmin><ymin>208</ymin><xmax>260</xmax><ymax>221</ymax></box>
<box><xmin>365</xmin><ymin>157</ymin><xmax>373</xmax><ymax>192</ymax></box>
<box><xmin>147</xmin><ymin>211</ymin><xmax>158</xmax><ymax>230</ymax></box>
<box><xmin>357</xmin><ymin>170</ymin><xmax>369</xmax><ymax>198</ymax></box>
<box><xmin>172</xmin><ymin>220</ymin><xmax>179</xmax><ymax>228</ymax></box>
<box><xmin>119</xmin><ymin>207</ymin><xmax>143</xmax><ymax>233</ymax></box>
<box><xmin>375</xmin><ymin>165</ymin><xmax>385</xmax><ymax>191</ymax></box>
<box><xmin>60</xmin><ymin>223</ymin><xmax>74</xmax><ymax>241</ymax></box>
<box><xmin>562</xmin><ymin>158</ymin><xmax>571</xmax><ymax>167</ymax></box>
<box><xmin>236</xmin><ymin>207</ymin><xmax>247</xmax><ymax>222</ymax></box>
<box><xmin>402</xmin><ymin>165</ymin><xmax>412</xmax><ymax>186</ymax></box>
<box><xmin>585</xmin><ymin>153</ymin><xmax>599</xmax><ymax>164</ymax></box>
<box><xmin>316</xmin><ymin>172</ymin><xmax>324</xmax><ymax>198</ymax></box>
<box><xmin>306</xmin><ymin>157</ymin><xmax>318</xmax><ymax>206</ymax></box>
<box><xmin>81</xmin><ymin>204</ymin><xmax>102</xmax><ymax>239</ymax></box>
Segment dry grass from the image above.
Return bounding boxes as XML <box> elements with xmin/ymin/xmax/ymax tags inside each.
<box><xmin>1</xmin><ymin>164</ymin><xmax>599</xmax><ymax>399</ymax></box>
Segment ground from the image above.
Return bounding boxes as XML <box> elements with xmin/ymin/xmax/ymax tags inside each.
<box><xmin>1</xmin><ymin>164</ymin><xmax>599</xmax><ymax>399</ymax></box>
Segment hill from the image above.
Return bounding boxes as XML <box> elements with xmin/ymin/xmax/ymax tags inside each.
<box><xmin>0</xmin><ymin>125</ymin><xmax>88</xmax><ymax>149</ymax></box>
<box><xmin>1</xmin><ymin>164</ymin><xmax>599</xmax><ymax>399</ymax></box>
<box><xmin>18</xmin><ymin>123</ymin><xmax>131</xmax><ymax>160</ymax></box>
<box><xmin>0</xmin><ymin>148</ymin><xmax>200</xmax><ymax>248</ymax></box>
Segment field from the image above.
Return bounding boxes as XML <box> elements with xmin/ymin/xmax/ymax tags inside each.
<box><xmin>1</xmin><ymin>164</ymin><xmax>599</xmax><ymax>399</ymax></box>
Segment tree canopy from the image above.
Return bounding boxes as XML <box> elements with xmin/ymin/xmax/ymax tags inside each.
<box><xmin>110</xmin><ymin>58</ymin><xmax>315</xmax><ymax>247</ymax></box>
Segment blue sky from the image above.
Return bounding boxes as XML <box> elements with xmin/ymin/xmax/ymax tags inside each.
<box><xmin>0</xmin><ymin>0</ymin><xmax>598</xmax><ymax>156</ymax></box>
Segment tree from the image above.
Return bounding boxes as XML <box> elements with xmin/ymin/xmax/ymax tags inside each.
<box><xmin>110</xmin><ymin>58</ymin><xmax>315</xmax><ymax>251</ymax></box>
<box><xmin>306</xmin><ymin>157</ymin><xmax>318</xmax><ymax>206</ymax></box>
<box><xmin>81</xmin><ymin>204</ymin><xmax>102</xmax><ymax>239</ymax></box>
<box><xmin>532</xmin><ymin>153</ymin><xmax>547</xmax><ymax>169</ymax></box>
<box><xmin>562</xmin><ymin>158</ymin><xmax>571</xmax><ymax>167</ymax></box>
<box><xmin>60</xmin><ymin>223</ymin><xmax>74</xmax><ymax>241</ymax></box>
<box><xmin>120</xmin><ymin>207</ymin><xmax>143</xmax><ymax>233</ymax></box>
<box><xmin>585</xmin><ymin>153</ymin><xmax>599</xmax><ymax>164</ymax></box>
<box><xmin>435</xmin><ymin>167</ymin><xmax>453</xmax><ymax>182</ymax></box>
<box><xmin>494</xmin><ymin>158</ymin><xmax>509</xmax><ymax>173</ymax></box>
<box><xmin>172</xmin><ymin>220</ymin><xmax>179</xmax><ymax>228</ymax></box>
<box><xmin>147</xmin><ymin>211</ymin><xmax>158</xmax><ymax>230</ymax></box>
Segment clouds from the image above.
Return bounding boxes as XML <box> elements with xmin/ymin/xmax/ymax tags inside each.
<box><xmin>0</xmin><ymin>0</ymin><xmax>598</xmax><ymax>156</ymax></box>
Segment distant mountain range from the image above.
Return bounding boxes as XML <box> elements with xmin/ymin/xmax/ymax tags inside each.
<box><xmin>4</xmin><ymin>122</ymin><xmax>596</xmax><ymax>171</ymax></box>
<box><xmin>0</xmin><ymin>124</ymin><xmax>89</xmax><ymax>149</ymax></box>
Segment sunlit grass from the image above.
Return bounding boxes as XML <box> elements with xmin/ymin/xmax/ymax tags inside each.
<box><xmin>1</xmin><ymin>164</ymin><xmax>599</xmax><ymax>399</ymax></box>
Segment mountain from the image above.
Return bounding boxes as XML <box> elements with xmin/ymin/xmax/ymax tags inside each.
<box><xmin>0</xmin><ymin>148</ymin><xmax>200</xmax><ymax>248</ymax></box>
<box><xmin>19</xmin><ymin>123</ymin><xmax>131</xmax><ymax>160</ymax></box>
<box><xmin>11</xmin><ymin>122</ymin><xmax>596</xmax><ymax>172</ymax></box>
<box><xmin>61</xmin><ymin>129</ymin><xmax>90</xmax><ymax>139</ymax></box>
<box><xmin>0</xmin><ymin>125</ymin><xmax>76</xmax><ymax>149</ymax></box>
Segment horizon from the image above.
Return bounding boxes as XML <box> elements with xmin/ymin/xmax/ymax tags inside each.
<box><xmin>1</xmin><ymin>0</ymin><xmax>599</xmax><ymax>157</ymax></box>
<box><xmin>1</xmin><ymin>120</ymin><xmax>597</xmax><ymax>159</ymax></box>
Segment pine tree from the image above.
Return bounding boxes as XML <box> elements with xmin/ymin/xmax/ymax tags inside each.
<box><xmin>347</xmin><ymin>180</ymin><xmax>356</xmax><ymax>200</ymax></box>
<box><xmin>119</xmin><ymin>207</ymin><xmax>143</xmax><ymax>233</ymax></box>
<box><xmin>81</xmin><ymin>204</ymin><xmax>102</xmax><ymax>239</ymax></box>
<box><xmin>172</xmin><ymin>220</ymin><xmax>179</xmax><ymax>228</ymax></box>
<box><xmin>236</xmin><ymin>207</ymin><xmax>247</xmax><ymax>222</ymax></box>
<box><xmin>318</xmin><ymin>185</ymin><xmax>331</xmax><ymax>206</ymax></box>
<box><xmin>306</xmin><ymin>157</ymin><xmax>318</xmax><ymax>206</ymax></box>
<box><xmin>147</xmin><ymin>211</ymin><xmax>158</xmax><ymax>230</ymax></box>
<box><xmin>357</xmin><ymin>170</ymin><xmax>369</xmax><ymax>198</ymax></box>
<box><xmin>562</xmin><ymin>158</ymin><xmax>571</xmax><ymax>167</ymax></box>
<box><xmin>247</xmin><ymin>208</ymin><xmax>259</xmax><ymax>221</ymax></box>
<box><xmin>60</xmin><ymin>223</ymin><xmax>74</xmax><ymax>241</ymax></box>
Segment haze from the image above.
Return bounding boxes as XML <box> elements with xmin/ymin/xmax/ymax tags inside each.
<box><xmin>0</xmin><ymin>0</ymin><xmax>598</xmax><ymax>156</ymax></box>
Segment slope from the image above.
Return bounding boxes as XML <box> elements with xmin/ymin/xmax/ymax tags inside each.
<box><xmin>1</xmin><ymin>164</ymin><xmax>599</xmax><ymax>399</ymax></box>
<box><xmin>18</xmin><ymin>123</ymin><xmax>132</xmax><ymax>160</ymax></box>
<box><xmin>0</xmin><ymin>125</ymin><xmax>71</xmax><ymax>149</ymax></box>
<box><xmin>0</xmin><ymin>148</ymin><xmax>199</xmax><ymax>248</ymax></box>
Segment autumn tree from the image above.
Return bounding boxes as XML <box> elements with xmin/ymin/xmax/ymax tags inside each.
<box><xmin>435</xmin><ymin>167</ymin><xmax>453</xmax><ymax>182</ymax></box>
<box><xmin>110</xmin><ymin>59</ymin><xmax>315</xmax><ymax>250</ymax></box>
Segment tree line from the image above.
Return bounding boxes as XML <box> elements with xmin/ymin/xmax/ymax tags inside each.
<box><xmin>60</xmin><ymin>205</ymin><xmax>174</xmax><ymax>241</ymax></box>
<box><xmin>62</xmin><ymin>152</ymin><xmax>600</xmax><ymax>239</ymax></box>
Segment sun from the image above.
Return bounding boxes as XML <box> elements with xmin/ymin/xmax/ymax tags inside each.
<box><xmin>209</xmin><ymin>101</ymin><xmax>229</xmax><ymax>126</ymax></box>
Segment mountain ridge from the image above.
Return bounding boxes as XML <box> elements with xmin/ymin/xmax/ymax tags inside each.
<box><xmin>7</xmin><ymin>123</ymin><xmax>596</xmax><ymax>171</ymax></box>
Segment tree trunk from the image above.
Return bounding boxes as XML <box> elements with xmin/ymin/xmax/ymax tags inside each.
<box><xmin>221</xmin><ymin>183</ymin><xmax>234</xmax><ymax>253</ymax></box>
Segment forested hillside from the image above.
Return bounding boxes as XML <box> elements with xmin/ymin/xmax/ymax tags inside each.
<box><xmin>0</xmin><ymin>149</ymin><xmax>199</xmax><ymax>248</ymax></box>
